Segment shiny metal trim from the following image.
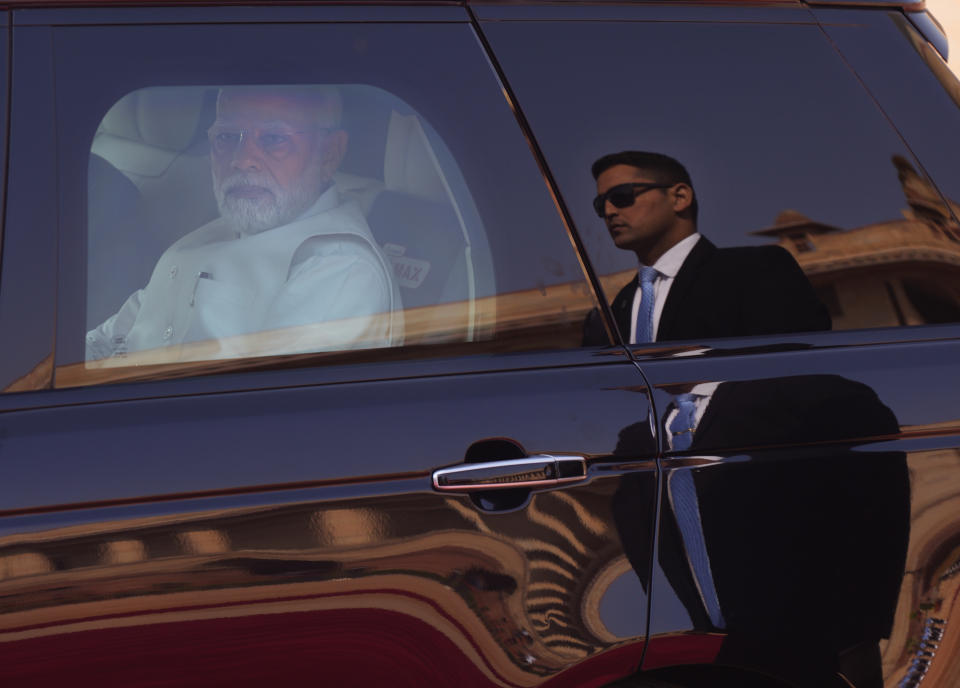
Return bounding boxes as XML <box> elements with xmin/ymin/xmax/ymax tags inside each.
<box><xmin>432</xmin><ymin>455</ymin><xmax>587</xmax><ymax>492</ymax></box>
<box><xmin>658</xmin><ymin>456</ymin><xmax>726</xmax><ymax>468</ymax></box>
<box><xmin>590</xmin><ymin>460</ymin><xmax>658</xmax><ymax>474</ymax></box>
<box><xmin>898</xmin><ymin>616</ymin><xmax>946</xmax><ymax>687</ymax></box>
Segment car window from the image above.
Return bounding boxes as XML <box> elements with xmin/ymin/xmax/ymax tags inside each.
<box><xmin>814</xmin><ymin>8</ymin><xmax>960</xmax><ymax>228</ymax></box>
<box><xmin>39</xmin><ymin>18</ymin><xmax>602</xmax><ymax>389</ymax></box>
<box><xmin>0</xmin><ymin>15</ymin><xmax>31</xmax><ymax>391</ymax></box>
<box><xmin>483</xmin><ymin>14</ymin><xmax>960</xmax><ymax>342</ymax></box>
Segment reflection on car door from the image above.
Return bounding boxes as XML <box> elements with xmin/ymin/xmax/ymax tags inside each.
<box><xmin>0</xmin><ymin>354</ymin><xmax>658</xmax><ymax>685</ymax></box>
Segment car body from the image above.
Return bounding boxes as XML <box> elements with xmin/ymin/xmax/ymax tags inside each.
<box><xmin>1</xmin><ymin>1</ymin><xmax>959</xmax><ymax>687</ymax></box>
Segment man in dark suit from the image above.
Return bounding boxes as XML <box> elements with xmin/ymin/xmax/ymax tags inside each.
<box><xmin>583</xmin><ymin>151</ymin><xmax>830</xmax><ymax>345</ymax></box>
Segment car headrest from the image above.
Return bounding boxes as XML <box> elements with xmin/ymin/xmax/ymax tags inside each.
<box><xmin>93</xmin><ymin>87</ymin><xmax>209</xmax><ymax>179</ymax></box>
<box><xmin>383</xmin><ymin>111</ymin><xmax>448</xmax><ymax>204</ymax></box>
<box><xmin>334</xmin><ymin>171</ymin><xmax>384</xmax><ymax>217</ymax></box>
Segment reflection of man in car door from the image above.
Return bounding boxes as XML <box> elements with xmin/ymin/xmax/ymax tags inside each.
<box><xmin>87</xmin><ymin>85</ymin><xmax>401</xmax><ymax>361</ymax></box>
<box><xmin>665</xmin><ymin>376</ymin><xmax>908</xmax><ymax>688</ymax></box>
<box><xmin>583</xmin><ymin>151</ymin><xmax>830</xmax><ymax>345</ymax></box>
<box><xmin>612</xmin><ymin>375</ymin><xmax>909</xmax><ymax>688</ymax></box>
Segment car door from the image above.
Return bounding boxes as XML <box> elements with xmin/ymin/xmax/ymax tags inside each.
<box><xmin>479</xmin><ymin>2</ymin><xmax>960</xmax><ymax>686</ymax></box>
<box><xmin>0</xmin><ymin>5</ymin><xmax>659</xmax><ymax>687</ymax></box>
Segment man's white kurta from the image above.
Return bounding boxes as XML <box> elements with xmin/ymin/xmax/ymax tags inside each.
<box><xmin>86</xmin><ymin>185</ymin><xmax>401</xmax><ymax>362</ymax></box>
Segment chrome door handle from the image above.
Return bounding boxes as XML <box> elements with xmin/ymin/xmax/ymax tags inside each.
<box><xmin>432</xmin><ymin>455</ymin><xmax>587</xmax><ymax>492</ymax></box>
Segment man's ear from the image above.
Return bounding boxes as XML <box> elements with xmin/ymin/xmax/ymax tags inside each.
<box><xmin>319</xmin><ymin>129</ymin><xmax>348</xmax><ymax>178</ymax></box>
<box><xmin>671</xmin><ymin>183</ymin><xmax>694</xmax><ymax>214</ymax></box>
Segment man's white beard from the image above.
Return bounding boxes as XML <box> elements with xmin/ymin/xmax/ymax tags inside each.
<box><xmin>214</xmin><ymin>166</ymin><xmax>322</xmax><ymax>234</ymax></box>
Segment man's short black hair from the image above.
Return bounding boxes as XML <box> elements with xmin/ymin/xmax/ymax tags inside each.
<box><xmin>591</xmin><ymin>151</ymin><xmax>698</xmax><ymax>222</ymax></box>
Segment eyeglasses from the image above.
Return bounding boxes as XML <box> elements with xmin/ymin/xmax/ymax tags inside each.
<box><xmin>207</xmin><ymin>125</ymin><xmax>329</xmax><ymax>161</ymax></box>
<box><xmin>592</xmin><ymin>182</ymin><xmax>673</xmax><ymax>217</ymax></box>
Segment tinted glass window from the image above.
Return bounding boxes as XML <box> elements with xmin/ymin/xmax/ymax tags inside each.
<box><xmin>485</xmin><ymin>15</ymin><xmax>960</xmax><ymax>342</ymax></box>
<box><xmin>0</xmin><ymin>18</ymin><xmax>39</xmax><ymax>392</ymax></box>
<box><xmin>48</xmin><ymin>19</ymin><xmax>600</xmax><ymax>388</ymax></box>
<box><xmin>816</xmin><ymin>9</ymin><xmax>960</xmax><ymax>220</ymax></box>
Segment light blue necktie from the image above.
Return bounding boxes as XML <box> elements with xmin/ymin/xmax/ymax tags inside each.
<box><xmin>669</xmin><ymin>393</ymin><xmax>698</xmax><ymax>452</ymax></box>
<box><xmin>633</xmin><ymin>266</ymin><xmax>659</xmax><ymax>343</ymax></box>
<box><xmin>667</xmin><ymin>393</ymin><xmax>725</xmax><ymax>628</ymax></box>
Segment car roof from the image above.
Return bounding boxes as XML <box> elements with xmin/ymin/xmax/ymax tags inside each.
<box><xmin>0</xmin><ymin>0</ymin><xmax>928</xmax><ymax>10</ymax></box>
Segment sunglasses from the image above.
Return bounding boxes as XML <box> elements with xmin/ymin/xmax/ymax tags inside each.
<box><xmin>592</xmin><ymin>182</ymin><xmax>673</xmax><ymax>217</ymax></box>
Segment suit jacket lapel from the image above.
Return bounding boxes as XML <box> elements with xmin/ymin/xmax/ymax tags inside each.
<box><xmin>658</xmin><ymin>236</ymin><xmax>717</xmax><ymax>341</ymax></box>
<box><xmin>691</xmin><ymin>380</ymin><xmax>732</xmax><ymax>447</ymax></box>
<box><xmin>611</xmin><ymin>276</ymin><xmax>638</xmax><ymax>342</ymax></box>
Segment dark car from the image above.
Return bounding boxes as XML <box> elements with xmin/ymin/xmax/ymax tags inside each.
<box><xmin>1</xmin><ymin>1</ymin><xmax>959</xmax><ymax>687</ymax></box>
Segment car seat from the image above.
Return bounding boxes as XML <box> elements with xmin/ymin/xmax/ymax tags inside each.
<box><xmin>366</xmin><ymin>109</ymin><xmax>474</xmax><ymax>344</ymax></box>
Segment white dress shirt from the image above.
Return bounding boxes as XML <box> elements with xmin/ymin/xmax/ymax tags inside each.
<box><xmin>629</xmin><ymin>232</ymin><xmax>701</xmax><ymax>343</ymax></box>
<box><xmin>663</xmin><ymin>381</ymin><xmax>721</xmax><ymax>451</ymax></box>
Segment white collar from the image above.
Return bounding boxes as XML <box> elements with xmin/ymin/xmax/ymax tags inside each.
<box><xmin>295</xmin><ymin>182</ymin><xmax>340</xmax><ymax>221</ymax></box>
<box><xmin>690</xmin><ymin>381</ymin><xmax>721</xmax><ymax>397</ymax></box>
<box><xmin>641</xmin><ymin>232</ymin><xmax>701</xmax><ymax>278</ymax></box>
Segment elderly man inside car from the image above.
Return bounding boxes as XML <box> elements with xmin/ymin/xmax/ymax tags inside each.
<box><xmin>86</xmin><ymin>84</ymin><xmax>402</xmax><ymax>362</ymax></box>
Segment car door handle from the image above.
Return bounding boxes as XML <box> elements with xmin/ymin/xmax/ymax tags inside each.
<box><xmin>432</xmin><ymin>455</ymin><xmax>587</xmax><ymax>492</ymax></box>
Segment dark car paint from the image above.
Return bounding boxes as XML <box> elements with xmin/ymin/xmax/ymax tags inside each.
<box><xmin>0</xmin><ymin>355</ymin><xmax>663</xmax><ymax>685</ymax></box>
<box><xmin>0</xmin><ymin>3</ymin><xmax>959</xmax><ymax>688</ymax></box>
<box><xmin>638</xmin><ymin>341</ymin><xmax>959</xmax><ymax>686</ymax></box>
